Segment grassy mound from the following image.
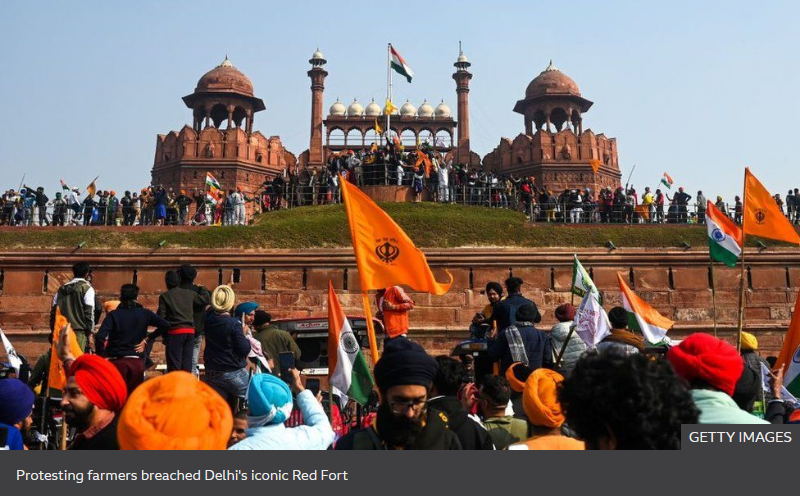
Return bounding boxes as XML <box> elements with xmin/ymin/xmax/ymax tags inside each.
<box><xmin>0</xmin><ymin>203</ymin><xmax>786</xmax><ymax>250</ymax></box>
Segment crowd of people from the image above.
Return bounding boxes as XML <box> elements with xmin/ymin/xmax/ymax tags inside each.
<box><xmin>1</xmin><ymin>264</ymin><xmax>795</xmax><ymax>451</ymax></box>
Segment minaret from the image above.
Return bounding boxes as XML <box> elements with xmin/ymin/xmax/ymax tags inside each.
<box><xmin>307</xmin><ymin>48</ymin><xmax>328</xmax><ymax>169</ymax></box>
<box><xmin>452</xmin><ymin>42</ymin><xmax>473</xmax><ymax>165</ymax></box>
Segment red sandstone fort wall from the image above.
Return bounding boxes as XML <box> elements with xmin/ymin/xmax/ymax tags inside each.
<box><xmin>1</xmin><ymin>248</ymin><xmax>798</xmax><ymax>362</ymax></box>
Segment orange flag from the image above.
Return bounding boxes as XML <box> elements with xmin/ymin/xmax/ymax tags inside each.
<box><xmin>743</xmin><ymin>168</ymin><xmax>800</xmax><ymax>245</ymax></box>
<box><xmin>47</xmin><ymin>308</ymin><xmax>84</xmax><ymax>391</ymax></box>
<box><xmin>415</xmin><ymin>153</ymin><xmax>432</xmax><ymax>178</ymax></box>
<box><xmin>589</xmin><ymin>159</ymin><xmax>601</xmax><ymax>173</ymax></box>
<box><xmin>339</xmin><ymin>175</ymin><xmax>452</xmax><ymax>295</ymax></box>
<box><xmin>775</xmin><ymin>290</ymin><xmax>800</xmax><ymax>375</ymax></box>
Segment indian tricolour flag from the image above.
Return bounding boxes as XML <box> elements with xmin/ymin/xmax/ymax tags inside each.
<box><xmin>205</xmin><ymin>172</ymin><xmax>222</xmax><ymax>204</ymax></box>
<box><xmin>706</xmin><ymin>200</ymin><xmax>742</xmax><ymax>268</ymax></box>
<box><xmin>660</xmin><ymin>172</ymin><xmax>674</xmax><ymax>190</ymax></box>
<box><xmin>776</xmin><ymin>291</ymin><xmax>800</xmax><ymax>396</ymax></box>
<box><xmin>328</xmin><ymin>281</ymin><xmax>374</xmax><ymax>406</ymax></box>
<box><xmin>390</xmin><ymin>45</ymin><xmax>414</xmax><ymax>83</ymax></box>
<box><xmin>618</xmin><ymin>273</ymin><xmax>674</xmax><ymax>344</ymax></box>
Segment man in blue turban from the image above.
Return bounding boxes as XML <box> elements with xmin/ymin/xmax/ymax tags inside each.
<box><xmin>0</xmin><ymin>378</ymin><xmax>35</xmax><ymax>443</ymax></box>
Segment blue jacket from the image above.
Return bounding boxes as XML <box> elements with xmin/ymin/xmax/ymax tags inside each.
<box><xmin>488</xmin><ymin>323</ymin><xmax>553</xmax><ymax>375</ymax></box>
<box><xmin>203</xmin><ymin>311</ymin><xmax>250</xmax><ymax>372</ymax></box>
<box><xmin>96</xmin><ymin>303</ymin><xmax>169</xmax><ymax>358</ymax></box>
<box><xmin>491</xmin><ymin>293</ymin><xmax>541</xmax><ymax>331</ymax></box>
<box><xmin>228</xmin><ymin>390</ymin><xmax>334</xmax><ymax>450</ymax></box>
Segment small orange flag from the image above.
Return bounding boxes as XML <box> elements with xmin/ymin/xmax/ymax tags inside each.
<box><xmin>589</xmin><ymin>159</ymin><xmax>601</xmax><ymax>173</ymax></box>
<box><xmin>47</xmin><ymin>308</ymin><xmax>84</xmax><ymax>391</ymax></box>
<box><xmin>743</xmin><ymin>168</ymin><xmax>800</xmax><ymax>245</ymax></box>
<box><xmin>775</xmin><ymin>290</ymin><xmax>800</xmax><ymax>377</ymax></box>
<box><xmin>415</xmin><ymin>152</ymin><xmax>432</xmax><ymax>178</ymax></box>
<box><xmin>339</xmin><ymin>176</ymin><xmax>452</xmax><ymax>295</ymax></box>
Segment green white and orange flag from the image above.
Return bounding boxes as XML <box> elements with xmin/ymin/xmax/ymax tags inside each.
<box><xmin>775</xmin><ymin>291</ymin><xmax>800</xmax><ymax>396</ymax></box>
<box><xmin>327</xmin><ymin>281</ymin><xmax>373</xmax><ymax>406</ymax></box>
<box><xmin>660</xmin><ymin>172</ymin><xmax>674</xmax><ymax>190</ymax></box>
<box><xmin>617</xmin><ymin>273</ymin><xmax>674</xmax><ymax>344</ymax></box>
<box><xmin>389</xmin><ymin>44</ymin><xmax>414</xmax><ymax>83</ymax></box>
<box><xmin>706</xmin><ymin>200</ymin><xmax>742</xmax><ymax>268</ymax></box>
<box><xmin>205</xmin><ymin>172</ymin><xmax>222</xmax><ymax>204</ymax></box>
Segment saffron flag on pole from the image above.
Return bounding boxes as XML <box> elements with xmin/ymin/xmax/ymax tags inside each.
<box><xmin>573</xmin><ymin>288</ymin><xmax>611</xmax><ymax>348</ymax></box>
<box><xmin>571</xmin><ymin>255</ymin><xmax>600</xmax><ymax>303</ymax></box>
<box><xmin>706</xmin><ymin>200</ymin><xmax>742</xmax><ymax>268</ymax></box>
<box><xmin>389</xmin><ymin>45</ymin><xmax>414</xmax><ymax>83</ymax></box>
<box><xmin>590</xmin><ymin>159</ymin><xmax>601</xmax><ymax>174</ymax></box>
<box><xmin>374</xmin><ymin>119</ymin><xmax>382</xmax><ymax>135</ymax></box>
<box><xmin>660</xmin><ymin>172</ymin><xmax>674</xmax><ymax>190</ymax></box>
<box><xmin>328</xmin><ymin>281</ymin><xmax>374</xmax><ymax>406</ymax></box>
<box><xmin>47</xmin><ymin>308</ymin><xmax>84</xmax><ymax>391</ymax></box>
<box><xmin>0</xmin><ymin>328</ymin><xmax>22</xmax><ymax>374</ymax></box>
<box><xmin>86</xmin><ymin>176</ymin><xmax>99</xmax><ymax>198</ymax></box>
<box><xmin>338</xmin><ymin>176</ymin><xmax>452</xmax><ymax>295</ymax></box>
<box><xmin>384</xmin><ymin>100</ymin><xmax>397</xmax><ymax>115</ymax></box>
<box><xmin>618</xmin><ymin>273</ymin><xmax>674</xmax><ymax>344</ymax></box>
<box><xmin>743</xmin><ymin>167</ymin><xmax>800</xmax><ymax>246</ymax></box>
<box><xmin>775</xmin><ymin>291</ymin><xmax>800</xmax><ymax>396</ymax></box>
<box><xmin>206</xmin><ymin>172</ymin><xmax>222</xmax><ymax>204</ymax></box>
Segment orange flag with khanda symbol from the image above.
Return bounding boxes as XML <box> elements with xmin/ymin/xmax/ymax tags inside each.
<box><xmin>47</xmin><ymin>308</ymin><xmax>84</xmax><ymax>391</ymax></box>
<box><xmin>339</xmin><ymin>176</ymin><xmax>452</xmax><ymax>295</ymax></box>
<box><xmin>743</xmin><ymin>168</ymin><xmax>800</xmax><ymax>245</ymax></box>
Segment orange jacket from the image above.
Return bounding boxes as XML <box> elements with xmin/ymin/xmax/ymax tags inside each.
<box><xmin>379</xmin><ymin>286</ymin><xmax>415</xmax><ymax>338</ymax></box>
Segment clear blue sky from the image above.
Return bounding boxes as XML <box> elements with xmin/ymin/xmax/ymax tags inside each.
<box><xmin>2</xmin><ymin>0</ymin><xmax>798</xmax><ymax>202</ymax></box>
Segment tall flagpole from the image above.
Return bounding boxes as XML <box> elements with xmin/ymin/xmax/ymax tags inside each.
<box><xmin>386</xmin><ymin>43</ymin><xmax>392</xmax><ymax>145</ymax></box>
<box><xmin>736</xmin><ymin>168</ymin><xmax>748</xmax><ymax>352</ymax></box>
<box><xmin>710</xmin><ymin>256</ymin><xmax>718</xmax><ymax>338</ymax></box>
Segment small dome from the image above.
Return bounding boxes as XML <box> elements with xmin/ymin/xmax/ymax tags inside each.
<box><xmin>434</xmin><ymin>100</ymin><xmax>451</xmax><ymax>118</ymax></box>
<box><xmin>195</xmin><ymin>56</ymin><xmax>255</xmax><ymax>97</ymax></box>
<box><xmin>364</xmin><ymin>99</ymin><xmax>381</xmax><ymax>117</ymax></box>
<box><xmin>329</xmin><ymin>98</ymin><xmax>346</xmax><ymax>116</ymax></box>
<box><xmin>525</xmin><ymin>60</ymin><xmax>581</xmax><ymax>99</ymax></box>
<box><xmin>311</xmin><ymin>48</ymin><xmax>324</xmax><ymax>60</ymax></box>
<box><xmin>417</xmin><ymin>100</ymin><xmax>434</xmax><ymax>118</ymax></box>
<box><xmin>347</xmin><ymin>98</ymin><xmax>364</xmax><ymax>117</ymax></box>
<box><xmin>400</xmin><ymin>100</ymin><xmax>417</xmax><ymax>117</ymax></box>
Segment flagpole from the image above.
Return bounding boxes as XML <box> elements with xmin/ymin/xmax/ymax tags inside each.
<box><xmin>709</xmin><ymin>256</ymin><xmax>718</xmax><ymax>338</ymax></box>
<box><xmin>386</xmin><ymin>43</ymin><xmax>392</xmax><ymax>146</ymax></box>
<box><xmin>736</xmin><ymin>168</ymin><xmax>748</xmax><ymax>352</ymax></box>
<box><xmin>361</xmin><ymin>291</ymin><xmax>381</xmax><ymax>367</ymax></box>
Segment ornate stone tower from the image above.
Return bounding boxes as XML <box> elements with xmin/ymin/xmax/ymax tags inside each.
<box><xmin>452</xmin><ymin>43</ymin><xmax>473</xmax><ymax>165</ymax></box>
<box><xmin>152</xmin><ymin>57</ymin><xmax>294</xmax><ymax>215</ymax></box>
<box><xmin>307</xmin><ymin>49</ymin><xmax>328</xmax><ymax>169</ymax></box>
<box><xmin>482</xmin><ymin>60</ymin><xmax>621</xmax><ymax>193</ymax></box>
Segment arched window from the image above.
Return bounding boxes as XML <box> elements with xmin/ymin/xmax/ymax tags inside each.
<box><xmin>328</xmin><ymin>128</ymin><xmax>345</xmax><ymax>146</ymax></box>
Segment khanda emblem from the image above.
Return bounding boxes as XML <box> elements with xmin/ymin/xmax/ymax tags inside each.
<box><xmin>754</xmin><ymin>209</ymin><xmax>767</xmax><ymax>225</ymax></box>
<box><xmin>375</xmin><ymin>241</ymin><xmax>400</xmax><ymax>264</ymax></box>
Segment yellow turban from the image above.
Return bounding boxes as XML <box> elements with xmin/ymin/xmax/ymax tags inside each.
<box><xmin>211</xmin><ymin>285</ymin><xmax>236</xmax><ymax>313</ymax></box>
<box><xmin>117</xmin><ymin>372</ymin><xmax>232</xmax><ymax>450</ymax></box>
<box><xmin>740</xmin><ymin>332</ymin><xmax>758</xmax><ymax>351</ymax></box>
<box><xmin>523</xmin><ymin>368</ymin><xmax>566</xmax><ymax>428</ymax></box>
<box><xmin>505</xmin><ymin>362</ymin><xmax>527</xmax><ymax>393</ymax></box>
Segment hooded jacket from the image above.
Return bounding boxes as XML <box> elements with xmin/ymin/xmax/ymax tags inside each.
<box><xmin>50</xmin><ymin>278</ymin><xmax>95</xmax><ymax>334</ymax></box>
<box><xmin>691</xmin><ymin>389</ymin><xmax>769</xmax><ymax>424</ymax></box>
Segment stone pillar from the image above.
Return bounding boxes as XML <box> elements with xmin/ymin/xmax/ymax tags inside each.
<box><xmin>308</xmin><ymin>67</ymin><xmax>328</xmax><ymax>169</ymax></box>
<box><xmin>452</xmin><ymin>69</ymin><xmax>472</xmax><ymax>164</ymax></box>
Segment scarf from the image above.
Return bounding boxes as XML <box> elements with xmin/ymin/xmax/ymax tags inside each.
<box><xmin>504</xmin><ymin>324</ymin><xmax>530</xmax><ymax>366</ymax></box>
<box><xmin>604</xmin><ymin>329</ymin><xmax>646</xmax><ymax>352</ymax></box>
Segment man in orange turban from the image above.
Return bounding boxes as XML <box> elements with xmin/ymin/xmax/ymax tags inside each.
<box><xmin>508</xmin><ymin>368</ymin><xmax>584</xmax><ymax>450</ymax></box>
<box><xmin>117</xmin><ymin>372</ymin><xmax>232</xmax><ymax>450</ymax></box>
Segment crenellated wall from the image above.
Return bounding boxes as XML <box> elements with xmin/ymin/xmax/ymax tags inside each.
<box><xmin>1</xmin><ymin>248</ymin><xmax>798</xmax><ymax>363</ymax></box>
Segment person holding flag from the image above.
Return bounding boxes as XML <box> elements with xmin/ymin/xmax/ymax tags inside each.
<box><xmin>617</xmin><ymin>273</ymin><xmax>674</xmax><ymax>345</ymax></box>
<box><xmin>328</xmin><ymin>280</ymin><xmax>374</xmax><ymax>407</ymax></box>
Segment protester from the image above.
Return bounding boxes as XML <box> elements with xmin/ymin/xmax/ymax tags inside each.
<box><xmin>0</xmin><ymin>378</ymin><xmax>35</xmax><ymax>445</ymax></box>
<box><xmin>376</xmin><ymin>285</ymin><xmax>415</xmax><ymax>341</ymax></box>
<box><xmin>488</xmin><ymin>303</ymin><xmax>552</xmax><ymax>375</ymax></box>
<box><xmin>50</xmin><ymin>261</ymin><xmax>96</xmax><ymax>352</ymax></box>
<box><xmin>478</xmin><ymin>375</ymin><xmax>528</xmax><ymax>449</ymax></box>
<box><xmin>596</xmin><ymin>306</ymin><xmax>645</xmax><ymax>354</ymax></box>
<box><xmin>504</xmin><ymin>362</ymin><xmax>534</xmax><ymax>420</ymax></box>
<box><xmin>1</xmin><ymin>422</ymin><xmax>24</xmax><ymax>450</ymax></box>
<box><xmin>560</xmin><ymin>351</ymin><xmax>698</xmax><ymax>449</ymax></box>
<box><xmin>228</xmin><ymin>410</ymin><xmax>248</xmax><ymax>448</ymax></box>
<box><xmin>156</xmin><ymin>269</ymin><xmax>209</xmax><ymax>373</ymax></box>
<box><xmin>429</xmin><ymin>356</ymin><xmax>494</xmax><ymax>450</ymax></box>
<box><xmin>95</xmin><ymin>284</ymin><xmax>169</xmax><ymax>394</ymax></box>
<box><xmin>203</xmin><ymin>285</ymin><xmax>251</xmax><ymax>408</ymax></box>
<box><xmin>740</xmin><ymin>331</ymin><xmax>770</xmax><ymax>375</ymax></box>
<box><xmin>117</xmin><ymin>371</ymin><xmax>232</xmax><ymax>450</ymax></box>
<box><xmin>178</xmin><ymin>264</ymin><xmax>212</xmax><ymax>377</ymax></box>
<box><xmin>667</xmin><ymin>333</ymin><xmax>769</xmax><ymax>424</ymax></box>
<box><xmin>471</xmin><ymin>281</ymin><xmax>503</xmax><ymax>338</ymax></box>
<box><xmin>549</xmin><ymin>303</ymin><xmax>586</xmax><ymax>375</ymax></box>
<box><xmin>489</xmin><ymin>277</ymin><xmax>541</xmax><ymax>331</ymax></box>
<box><xmin>253</xmin><ymin>310</ymin><xmax>300</xmax><ymax>376</ymax></box>
<box><xmin>229</xmin><ymin>371</ymin><xmax>334</xmax><ymax>450</ymax></box>
<box><xmin>336</xmin><ymin>339</ymin><xmax>461</xmax><ymax>450</ymax></box>
<box><xmin>509</xmin><ymin>369</ymin><xmax>584</xmax><ymax>450</ymax></box>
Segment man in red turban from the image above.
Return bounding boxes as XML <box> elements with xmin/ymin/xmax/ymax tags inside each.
<box><xmin>667</xmin><ymin>333</ymin><xmax>768</xmax><ymax>425</ymax></box>
<box><xmin>57</xmin><ymin>327</ymin><xmax>128</xmax><ymax>449</ymax></box>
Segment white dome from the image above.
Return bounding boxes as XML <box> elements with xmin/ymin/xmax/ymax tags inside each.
<box><xmin>434</xmin><ymin>100</ymin><xmax>451</xmax><ymax>118</ymax></box>
<box><xmin>347</xmin><ymin>99</ymin><xmax>363</xmax><ymax>117</ymax></box>
<box><xmin>418</xmin><ymin>100</ymin><xmax>434</xmax><ymax>118</ymax></box>
<box><xmin>400</xmin><ymin>100</ymin><xmax>417</xmax><ymax>117</ymax></box>
<box><xmin>329</xmin><ymin>98</ymin><xmax>345</xmax><ymax>116</ymax></box>
<box><xmin>365</xmin><ymin>99</ymin><xmax>381</xmax><ymax>117</ymax></box>
<box><xmin>311</xmin><ymin>48</ymin><xmax>324</xmax><ymax>60</ymax></box>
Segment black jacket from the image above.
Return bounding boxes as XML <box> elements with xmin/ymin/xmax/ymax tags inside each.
<box><xmin>179</xmin><ymin>282</ymin><xmax>211</xmax><ymax>335</ymax></box>
<box><xmin>203</xmin><ymin>311</ymin><xmax>250</xmax><ymax>372</ymax></box>
<box><xmin>69</xmin><ymin>416</ymin><xmax>119</xmax><ymax>450</ymax></box>
<box><xmin>335</xmin><ymin>409</ymin><xmax>462</xmax><ymax>450</ymax></box>
<box><xmin>490</xmin><ymin>293</ymin><xmax>541</xmax><ymax>331</ymax></box>
<box><xmin>488</xmin><ymin>323</ymin><xmax>553</xmax><ymax>375</ymax></box>
<box><xmin>96</xmin><ymin>302</ymin><xmax>169</xmax><ymax>358</ymax></box>
<box><xmin>428</xmin><ymin>396</ymin><xmax>495</xmax><ymax>450</ymax></box>
<box><xmin>157</xmin><ymin>287</ymin><xmax>209</xmax><ymax>331</ymax></box>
